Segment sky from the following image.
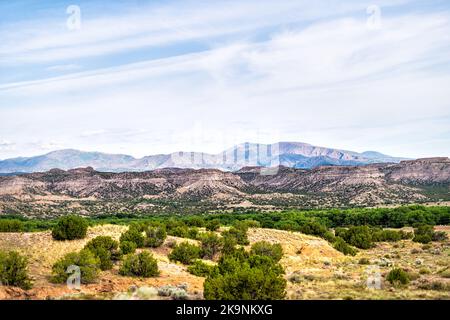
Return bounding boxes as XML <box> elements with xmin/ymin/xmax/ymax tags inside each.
<box><xmin>1</xmin><ymin>0</ymin><xmax>450</xmax><ymax>160</ymax></box>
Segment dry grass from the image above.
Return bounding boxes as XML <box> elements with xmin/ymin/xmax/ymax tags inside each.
<box><xmin>0</xmin><ymin>225</ymin><xmax>449</xmax><ymax>300</ymax></box>
<box><xmin>0</xmin><ymin>225</ymin><xmax>204</xmax><ymax>300</ymax></box>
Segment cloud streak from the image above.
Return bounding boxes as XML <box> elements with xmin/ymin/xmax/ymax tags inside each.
<box><xmin>0</xmin><ymin>0</ymin><xmax>449</xmax><ymax>159</ymax></box>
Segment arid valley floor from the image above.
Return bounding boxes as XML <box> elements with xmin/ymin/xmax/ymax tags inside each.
<box><xmin>1</xmin><ymin>224</ymin><xmax>448</xmax><ymax>300</ymax></box>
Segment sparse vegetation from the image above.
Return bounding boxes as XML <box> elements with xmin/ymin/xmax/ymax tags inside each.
<box><xmin>250</xmin><ymin>241</ymin><xmax>283</xmax><ymax>262</ymax></box>
<box><xmin>0</xmin><ymin>205</ymin><xmax>449</xmax><ymax>300</ymax></box>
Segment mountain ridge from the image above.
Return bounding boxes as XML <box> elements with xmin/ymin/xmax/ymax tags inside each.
<box><xmin>0</xmin><ymin>157</ymin><xmax>449</xmax><ymax>217</ymax></box>
<box><xmin>0</xmin><ymin>141</ymin><xmax>409</xmax><ymax>174</ymax></box>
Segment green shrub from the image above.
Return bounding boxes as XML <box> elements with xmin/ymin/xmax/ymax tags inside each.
<box><xmin>250</xmin><ymin>241</ymin><xmax>283</xmax><ymax>262</ymax></box>
<box><xmin>168</xmin><ymin>242</ymin><xmax>201</xmax><ymax>265</ymax></box>
<box><xmin>222</xmin><ymin>226</ymin><xmax>249</xmax><ymax>245</ymax></box>
<box><xmin>119</xmin><ymin>252</ymin><xmax>159</xmax><ymax>278</ymax></box>
<box><xmin>439</xmin><ymin>269</ymin><xmax>450</xmax><ymax>278</ymax></box>
<box><xmin>120</xmin><ymin>241</ymin><xmax>137</xmax><ymax>255</ymax></box>
<box><xmin>413</xmin><ymin>225</ymin><xmax>434</xmax><ymax>244</ymax></box>
<box><xmin>120</xmin><ymin>227</ymin><xmax>145</xmax><ymax>248</ymax></box>
<box><xmin>358</xmin><ymin>257</ymin><xmax>370</xmax><ymax>265</ymax></box>
<box><xmin>168</xmin><ymin>226</ymin><xmax>189</xmax><ymax>238</ymax></box>
<box><xmin>221</xmin><ymin>235</ymin><xmax>237</xmax><ymax>256</ymax></box>
<box><xmin>333</xmin><ymin>237</ymin><xmax>357</xmax><ymax>256</ymax></box>
<box><xmin>418</xmin><ymin>280</ymin><xmax>450</xmax><ymax>291</ymax></box>
<box><xmin>84</xmin><ymin>236</ymin><xmax>120</xmax><ymax>270</ymax></box>
<box><xmin>203</xmin><ymin>251</ymin><xmax>286</xmax><ymax>300</ymax></box>
<box><xmin>386</xmin><ymin>268</ymin><xmax>410</xmax><ymax>286</ymax></box>
<box><xmin>187</xmin><ymin>260</ymin><xmax>217</xmax><ymax>277</ymax></box>
<box><xmin>413</xmin><ymin>234</ymin><xmax>432</xmax><ymax>244</ymax></box>
<box><xmin>298</xmin><ymin>221</ymin><xmax>330</xmax><ymax>238</ymax></box>
<box><xmin>199</xmin><ymin>232</ymin><xmax>222</xmax><ymax>259</ymax></box>
<box><xmin>432</xmin><ymin>231</ymin><xmax>448</xmax><ymax>242</ymax></box>
<box><xmin>184</xmin><ymin>216</ymin><xmax>205</xmax><ymax>227</ymax></box>
<box><xmin>371</xmin><ymin>229</ymin><xmax>403</xmax><ymax>242</ymax></box>
<box><xmin>0</xmin><ymin>220</ymin><xmax>24</xmax><ymax>232</ymax></box>
<box><xmin>51</xmin><ymin>215</ymin><xmax>88</xmax><ymax>240</ymax></box>
<box><xmin>204</xmin><ymin>266</ymin><xmax>286</xmax><ymax>300</ymax></box>
<box><xmin>335</xmin><ymin>226</ymin><xmax>373</xmax><ymax>249</ymax></box>
<box><xmin>238</xmin><ymin>220</ymin><xmax>260</xmax><ymax>228</ymax></box>
<box><xmin>51</xmin><ymin>249</ymin><xmax>100</xmax><ymax>284</ymax></box>
<box><xmin>187</xmin><ymin>227</ymin><xmax>199</xmax><ymax>240</ymax></box>
<box><xmin>165</xmin><ymin>218</ymin><xmax>186</xmax><ymax>231</ymax></box>
<box><xmin>145</xmin><ymin>223</ymin><xmax>167</xmax><ymax>247</ymax></box>
<box><xmin>0</xmin><ymin>251</ymin><xmax>32</xmax><ymax>289</ymax></box>
<box><xmin>205</xmin><ymin>219</ymin><xmax>221</xmax><ymax>231</ymax></box>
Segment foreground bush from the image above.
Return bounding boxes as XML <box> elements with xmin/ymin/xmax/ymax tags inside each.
<box><xmin>0</xmin><ymin>219</ymin><xmax>24</xmax><ymax>232</ymax></box>
<box><xmin>199</xmin><ymin>232</ymin><xmax>222</xmax><ymax>259</ymax></box>
<box><xmin>119</xmin><ymin>252</ymin><xmax>159</xmax><ymax>277</ymax></box>
<box><xmin>0</xmin><ymin>251</ymin><xmax>32</xmax><ymax>289</ymax></box>
<box><xmin>168</xmin><ymin>242</ymin><xmax>201</xmax><ymax>265</ymax></box>
<box><xmin>203</xmin><ymin>251</ymin><xmax>286</xmax><ymax>300</ymax></box>
<box><xmin>222</xmin><ymin>226</ymin><xmax>249</xmax><ymax>245</ymax></box>
<box><xmin>51</xmin><ymin>215</ymin><xmax>88</xmax><ymax>240</ymax></box>
<box><xmin>205</xmin><ymin>219</ymin><xmax>221</xmax><ymax>231</ymax></box>
<box><xmin>51</xmin><ymin>249</ymin><xmax>100</xmax><ymax>284</ymax></box>
<box><xmin>184</xmin><ymin>216</ymin><xmax>205</xmax><ymax>227</ymax></box>
<box><xmin>84</xmin><ymin>236</ymin><xmax>121</xmax><ymax>270</ymax></box>
<box><xmin>187</xmin><ymin>260</ymin><xmax>217</xmax><ymax>277</ymax></box>
<box><xmin>145</xmin><ymin>223</ymin><xmax>167</xmax><ymax>248</ymax></box>
<box><xmin>386</xmin><ymin>268</ymin><xmax>410</xmax><ymax>286</ymax></box>
<box><xmin>120</xmin><ymin>241</ymin><xmax>137</xmax><ymax>255</ymax></box>
<box><xmin>120</xmin><ymin>227</ymin><xmax>145</xmax><ymax>248</ymax></box>
<box><xmin>432</xmin><ymin>231</ymin><xmax>448</xmax><ymax>242</ymax></box>
<box><xmin>333</xmin><ymin>237</ymin><xmax>357</xmax><ymax>256</ymax></box>
<box><xmin>412</xmin><ymin>224</ymin><xmax>435</xmax><ymax>244</ymax></box>
<box><xmin>250</xmin><ymin>241</ymin><xmax>283</xmax><ymax>262</ymax></box>
<box><xmin>335</xmin><ymin>226</ymin><xmax>373</xmax><ymax>249</ymax></box>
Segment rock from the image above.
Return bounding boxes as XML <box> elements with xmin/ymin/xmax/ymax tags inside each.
<box><xmin>128</xmin><ymin>285</ymin><xmax>138</xmax><ymax>293</ymax></box>
<box><xmin>377</xmin><ymin>258</ymin><xmax>392</xmax><ymax>267</ymax></box>
<box><xmin>415</xmin><ymin>258</ymin><xmax>423</xmax><ymax>265</ymax></box>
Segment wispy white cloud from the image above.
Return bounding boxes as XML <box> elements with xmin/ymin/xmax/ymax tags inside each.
<box><xmin>0</xmin><ymin>0</ymin><xmax>449</xmax><ymax>159</ymax></box>
<box><xmin>46</xmin><ymin>64</ymin><xmax>82</xmax><ymax>72</ymax></box>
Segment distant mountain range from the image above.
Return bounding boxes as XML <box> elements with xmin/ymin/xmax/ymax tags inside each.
<box><xmin>0</xmin><ymin>142</ymin><xmax>409</xmax><ymax>174</ymax></box>
<box><xmin>1</xmin><ymin>158</ymin><xmax>449</xmax><ymax>217</ymax></box>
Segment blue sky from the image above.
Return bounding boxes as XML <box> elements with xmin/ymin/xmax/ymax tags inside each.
<box><xmin>1</xmin><ymin>0</ymin><xmax>450</xmax><ymax>159</ymax></box>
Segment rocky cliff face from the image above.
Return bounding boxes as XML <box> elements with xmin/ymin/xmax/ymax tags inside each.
<box><xmin>0</xmin><ymin>158</ymin><xmax>448</xmax><ymax>209</ymax></box>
